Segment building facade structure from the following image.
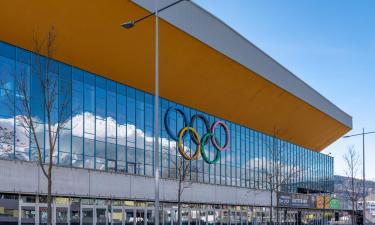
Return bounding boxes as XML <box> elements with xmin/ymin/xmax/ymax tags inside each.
<box><xmin>0</xmin><ymin>0</ymin><xmax>352</xmax><ymax>225</ymax></box>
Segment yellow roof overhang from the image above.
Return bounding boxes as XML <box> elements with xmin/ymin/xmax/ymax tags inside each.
<box><xmin>0</xmin><ymin>0</ymin><xmax>351</xmax><ymax>151</ymax></box>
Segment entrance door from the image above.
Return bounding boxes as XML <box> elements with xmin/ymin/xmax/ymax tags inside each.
<box><xmin>111</xmin><ymin>206</ymin><xmax>123</xmax><ymax>225</ymax></box>
<box><xmin>82</xmin><ymin>206</ymin><xmax>94</xmax><ymax>225</ymax></box>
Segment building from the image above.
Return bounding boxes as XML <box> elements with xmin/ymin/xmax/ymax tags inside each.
<box><xmin>0</xmin><ymin>0</ymin><xmax>352</xmax><ymax>225</ymax></box>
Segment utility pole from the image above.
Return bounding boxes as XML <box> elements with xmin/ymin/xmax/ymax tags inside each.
<box><xmin>121</xmin><ymin>1</ymin><xmax>189</xmax><ymax>224</ymax></box>
<box><xmin>344</xmin><ymin>128</ymin><xmax>375</xmax><ymax>225</ymax></box>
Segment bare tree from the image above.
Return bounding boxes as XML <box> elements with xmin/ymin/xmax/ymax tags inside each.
<box><xmin>0</xmin><ymin>27</ymin><xmax>70</xmax><ymax>225</ymax></box>
<box><xmin>263</xmin><ymin>130</ymin><xmax>303</xmax><ymax>225</ymax></box>
<box><xmin>0</xmin><ymin>126</ymin><xmax>15</xmax><ymax>157</ymax></box>
<box><xmin>342</xmin><ymin>146</ymin><xmax>362</xmax><ymax>225</ymax></box>
<box><xmin>171</xmin><ymin>156</ymin><xmax>193</xmax><ymax>225</ymax></box>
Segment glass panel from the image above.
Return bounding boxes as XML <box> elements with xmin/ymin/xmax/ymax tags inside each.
<box><xmin>0</xmin><ymin>194</ymin><xmax>19</xmax><ymax>225</ymax></box>
<box><xmin>181</xmin><ymin>209</ymin><xmax>189</xmax><ymax>225</ymax></box>
<box><xmin>21</xmin><ymin>206</ymin><xmax>36</xmax><ymax>225</ymax></box>
<box><xmin>241</xmin><ymin>211</ymin><xmax>248</xmax><ymax>225</ymax></box>
<box><xmin>136</xmin><ymin>209</ymin><xmax>145</xmax><ymax>225</ymax></box>
<box><xmin>70</xmin><ymin>201</ymin><xmax>80</xmax><ymax>225</ymax></box>
<box><xmin>163</xmin><ymin>209</ymin><xmax>173</xmax><ymax>225</ymax></box>
<box><xmin>222</xmin><ymin>210</ymin><xmax>229</xmax><ymax>225</ymax></box>
<box><xmin>82</xmin><ymin>208</ymin><xmax>94</xmax><ymax>225</ymax></box>
<box><xmin>214</xmin><ymin>210</ymin><xmax>221</xmax><ymax>225</ymax></box>
<box><xmin>207</xmin><ymin>210</ymin><xmax>215</xmax><ymax>225</ymax></box>
<box><xmin>147</xmin><ymin>209</ymin><xmax>155</xmax><ymax>225</ymax></box>
<box><xmin>200</xmin><ymin>210</ymin><xmax>207</xmax><ymax>225</ymax></box>
<box><xmin>125</xmin><ymin>209</ymin><xmax>135</xmax><ymax>225</ymax></box>
<box><xmin>96</xmin><ymin>208</ymin><xmax>107</xmax><ymax>225</ymax></box>
<box><xmin>112</xmin><ymin>207</ymin><xmax>123</xmax><ymax>225</ymax></box>
<box><xmin>230</xmin><ymin>211</ymin><xmax>236</xmax><ymax>225</ymax></box>
<box><xmin>56</xmin><ymin>207</ymin><xmax>69</xmax><ymax>225</ymax></box>
<box><xmin>39</xmin><ymin>206</ymin><xmax>48</xmax><ymax>225</ymax></box>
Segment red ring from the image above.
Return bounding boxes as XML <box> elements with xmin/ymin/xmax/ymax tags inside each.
<box><xmin>210</xmin><ymin>121</ymin><xmax>230</xmax><ymax>151</ymax></box>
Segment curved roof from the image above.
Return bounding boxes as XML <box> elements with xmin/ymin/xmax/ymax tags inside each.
<box><xmin>134</xmin><ymin>0</ymin><xmax>352</xmax><ymax>130</ymax></box>
<box><xmin>0</xmin><ymin>0</ymin><xmax>352</xmax><ymax>151</ymax></box>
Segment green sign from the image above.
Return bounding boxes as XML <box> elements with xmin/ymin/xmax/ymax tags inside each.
<box><xmin>330</xmin><ymin>198</ymin><xmax>341</xmax><ymax>210</ymax></box>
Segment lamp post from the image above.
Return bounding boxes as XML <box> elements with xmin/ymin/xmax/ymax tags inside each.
<box><xmin>121</xmin><ymin>1</ymin><xmax>188</xmax><ymax>224</ymax></box>
<box><xmin>343</xmin><ymin>128</ymin><xmax>375</xmax><ymax>225</ymax></box>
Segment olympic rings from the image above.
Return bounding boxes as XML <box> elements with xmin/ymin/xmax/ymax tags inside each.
<box><xmin>164</xmin><ymin>107</ymin><xmax>188</xmax><ymax>141</ymax></box>
<box><xmin>189</xmin><ymin>114</ymin><xmax>210</xmax><ymax>145</ymax></box>
<box><xmin>164</xmin><ymin>106</ymin><xmax>230</xmax><ymax>164</ymax></box>
<box><xmin>178</xmin><ymin>127</ymin><xmax>201</xmax><ymax>160</ymax></box>
<box><xmin>200</xmin><ymin>133</ymin><xmax>221</xmax><ymax>164</ymax></box>
<box><xmin>211</xmin><ymin>121</ymin><xmax>230</xmax><ymax>151</ymax></box>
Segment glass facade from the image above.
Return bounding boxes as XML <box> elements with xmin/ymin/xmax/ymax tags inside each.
<box><xmin>0</xmin><ymin>41</ymin><xmax>333</xmax><ymax>193</ymax></box>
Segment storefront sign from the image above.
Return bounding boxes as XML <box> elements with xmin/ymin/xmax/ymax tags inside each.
<box><xmin>316</xmin><ymin>195</ymin><xmax>330</xmax><ymax>209</ymax></box>
<box><xmin>278</xmin><ymin>193</ymin><xmax>314</xmax><ymax>208</ymax></box>
<box><xmin>330</xmin><ymin>198</ymin><xmax>341</xmax><ymax>210</ymax></box>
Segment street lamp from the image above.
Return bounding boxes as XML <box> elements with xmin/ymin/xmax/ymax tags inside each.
<box><xmin>343</xmin><ymin>128</ymin><xmax>375</xmax><ymax>225</ymax></box>
<box><xmin>121</xmin><ymin>0</ymin><xmax>187</xmax><ymax>29</ymax></box>
<box><xmin>121</xmin><ymin>1</ymin><xmax>188</xmax><ymax>225</ymax></box>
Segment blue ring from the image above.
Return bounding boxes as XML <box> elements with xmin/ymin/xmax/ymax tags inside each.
<box><xmin>164</xmin><ymin>106</ymin><xmax>188</xmax><ymax>141</ymax></box>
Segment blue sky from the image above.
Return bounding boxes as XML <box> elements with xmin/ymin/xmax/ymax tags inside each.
<box><xmin>193</xmin><ymin>0</ymin><xmax>375</xmax><ymax>179</ymax></box>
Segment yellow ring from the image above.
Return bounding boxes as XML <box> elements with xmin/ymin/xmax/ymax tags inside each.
<box><xmin>178</xmin><ymin>127</ymin><xmax>201</xmax><ymax>160</ymax></box>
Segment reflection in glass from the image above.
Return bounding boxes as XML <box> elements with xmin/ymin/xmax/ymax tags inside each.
<box><xmin>39</xmin><ymin>206</ymin><xmax>48</xmax><ymax>225</ymax></box>
<box><xmin>0</xmin><ymin>41</ymin><xmax>336</xmax><ymax>193</ymax></box>
<box><xmin>125</xmin><ymin>209</ymin><xmax>135</xmax><ymax>225</ymax></box>
<box><xmin>82</xmin><ymin>208</ymin><xmax>94</xmax><ymax>225</ymax></box>
<box><xmin>111</xmin><ymin>207</ymin><xmax>123</xmax><ymax>225</ymax></box>
<box><xmin>21</xmin><ymin>206</ymin><xmax>35</xmax><ymax>225</ymax></box>
<box><xmin>0</xmin><ymin>194</ymin><xmax>19</xmax><ymax>225</ymax></box>
<box><xmin>56</xmin><ymin>207</ymin><xmax>68</xmax><ymax>225</ymax></box>
<box><xmin>96</xmin><ymin>208</ymin><xmax>107</xmax><ymax>225</ymax></box>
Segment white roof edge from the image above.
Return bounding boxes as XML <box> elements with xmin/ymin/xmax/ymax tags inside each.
<box><xmin>132</xmin><ymin>0</ymin><xmax>353</xmax><ymax>129</ymax></box>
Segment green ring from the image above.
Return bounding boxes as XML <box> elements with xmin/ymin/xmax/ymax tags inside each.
<box><xmin>200</xmin><ymin>133</ymin><xmax>221</xmax><ymax>164</ymax></box>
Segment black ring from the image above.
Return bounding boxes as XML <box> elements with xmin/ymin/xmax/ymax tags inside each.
<box><xmin>189</xmin><ymin>114</ymin><xmax>210</xmax><ymax>145</ymax></box>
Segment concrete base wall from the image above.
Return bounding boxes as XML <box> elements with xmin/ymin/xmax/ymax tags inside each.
<box><xmin>0</xmin><ymin>159</ymin><xmax>274</xmax><ymax>206</ymax></box>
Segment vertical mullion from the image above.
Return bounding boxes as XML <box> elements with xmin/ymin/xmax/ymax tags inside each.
<box><xmin>13</xmin><ymin>48</ymin><xmax>16</xmax><ymax>159</ymax></box>
<box><xmin>57</xmin><ymin>63</ymin><xmax>60</xmax><ymax>165</ymax></box>
<box><xmin>70</xmin><ymin>67</ymin><xmax>73</xmax><ymax>167</ymax></box>
<box><xmin>134</xmin><ymin>90</ymin><xmax>137</xmax><ymax>174</ymax></box>
<box><xmin>105</xmin><ymin>80</ymin><xmax>108</xmax><ymax>171</ymax></box>
<box><xmin>115</xmin><ymin>84</ymin><xmax>118</xmax><ymax>172</ymax></box>
<box><xmin>82</xmin><ymin>73</ymin><xmax>85</xmax><ymax>168</ymax></box>
<box><xmin>143</xmin><ymin>91</ymin><xmax>146</xmax><ymax>175</ymax></box>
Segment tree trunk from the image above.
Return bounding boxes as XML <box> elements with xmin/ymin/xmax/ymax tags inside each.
<box><xmin>177</xmin><ymin>202</ymin><xmax>182</xmax><ymax>225</ymax></box>
<box><xmin>270</xmin><ymin>189</ymin><xmax>273</xmax><ymax>225</ymax></box>
<box><xmin>177</xmin><ymin>178</ymin><xmax>182</xmax><ymax>225</ymax></box>
<box><xmin>47</xmin><ymin>165</ymin><xmax>53</xmax><ymax>225</ymax></box>
<box><xmin>352</xmin><ymin>201</ymin><xmax>355</xmax><ymax>225</ymax></box>
<box><xmin>276</xmin><ymin>192</ymin><xmax>279</xmax><ymax>225</ymax></box>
